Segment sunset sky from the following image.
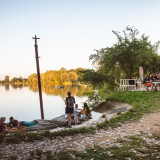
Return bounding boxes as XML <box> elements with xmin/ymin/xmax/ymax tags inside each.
<box><xmin>0</xmin><ymin>0</ymin><xmax>160</xmax><ymax>79</ymax></box>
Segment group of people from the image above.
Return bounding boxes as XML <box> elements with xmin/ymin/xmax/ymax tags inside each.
<box><xmin>0</xmin><ymin>116</ymin><xmax>37</xmax><ymax>134</ymax></box>
<box><xmin>143</xmin><ymin>73</ymin><xmax>160</xmax><ymax>91</ymax></box>
<box><xmin>65</xmin><ymin>92</ymin><xmax>92</xmax><ymax>128</ymax></box>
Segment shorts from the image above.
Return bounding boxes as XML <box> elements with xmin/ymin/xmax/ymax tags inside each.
<box><xmin>66</xmin><ymin>107</ymin><xmax>73</xmax><ymax>114</ymax></box>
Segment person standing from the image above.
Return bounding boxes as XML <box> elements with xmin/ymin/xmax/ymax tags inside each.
<box><xmin>65</xmin><ymin>92</ymin><xmax>75</xmax><ymax>128</ymax></box>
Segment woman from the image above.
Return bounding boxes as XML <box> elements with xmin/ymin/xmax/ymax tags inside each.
<box><xmin>65</xmin><ymin>92</ymin><xmax>75</xmax><ymax>128</ymax></box>
<box><xmin>0</xmin><ymin>117</ymin><xmax>8</xmax><ymax>133</ymax></box>
<box><xmin>80</xmin><ymin>103</ymin><xmax>92</xmax><ymax>121</ymax></box>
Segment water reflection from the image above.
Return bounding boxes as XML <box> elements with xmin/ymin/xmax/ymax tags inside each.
<box><xmin>28</xmin><ymin>85</ymin><xmax>91</xmax><ymax>99</ymax></box>
<box><xmin>1</xmin><ymin>83</ymin><xmax>91</xmax><ymax>99</ymax></box>
<box><xmin>11</xmin><ymin>84</ymin><xmax>28</xmax><ymax>89</ymax></box>
<box><xmin>4</xmin><ymin>84</ymin><xmax>9</xmax><ymax>91</ymax></box>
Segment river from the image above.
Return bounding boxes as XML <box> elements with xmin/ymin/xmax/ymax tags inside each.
<box><xmin>0</xmin><ymin>84</ymin><xmax>91</xmax><ymax>122</ymax></box>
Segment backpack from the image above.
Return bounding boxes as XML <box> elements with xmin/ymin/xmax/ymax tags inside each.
<box><xmin>67</xmin><ymin>97</ymin><xmax>75</xmax><ymax>108</ymax></box>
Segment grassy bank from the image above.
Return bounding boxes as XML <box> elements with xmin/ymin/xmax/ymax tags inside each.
<box><xmin>1</xmin><ymin>91</ymin><xmax>160</xmax><ymax>144</ymax></box>
<box><xmin>97</xmin><ymin>91</ymin><xmax>160</xmax><ymax>129</ymax></box>
<box><xmin>0</xmin><ymin>127</ymin><xmax>96</xmax><ymax>144</ymax></box>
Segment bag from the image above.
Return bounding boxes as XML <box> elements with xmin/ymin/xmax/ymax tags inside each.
<box><xmin>67</xmin><ymin>97</ymin><xmax>75</xmax><ymax>108</ymax></box>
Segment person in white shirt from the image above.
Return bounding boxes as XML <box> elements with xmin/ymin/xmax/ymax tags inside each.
<box><xmin>73</xmin><ymin>104</ymin><xmax>80</xmax><ymax>124</ymax></box>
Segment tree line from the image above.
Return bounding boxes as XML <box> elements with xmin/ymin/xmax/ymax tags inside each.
<box><xmin>0</xmin><ymin>68</ymin><xmax>85</xmax><ymax>86</ymax></box>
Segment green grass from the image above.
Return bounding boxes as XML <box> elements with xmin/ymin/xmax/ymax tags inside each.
<box><xmin>0</xmin><ymin>127</ymin><xmax>96</xmax><ymax>144</ymax></box>
<box><xmin>97</xmin><ymin>91</ymin><xmax>160</xmax><ymax>129</ymax></box>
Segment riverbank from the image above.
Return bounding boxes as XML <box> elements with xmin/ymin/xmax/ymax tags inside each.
<box><xmin>25</xmin><ymin>101</ymin><xmax>133</xmax><ymax>132</ymax></box>
<box><xmin>1</xmin><ymin>109</ymin><xmax>160</xmax><ymax>159</ymax></box>
<box><xmin>1</xmin><ymin>91</ymin><xmax>160</xmax><ymax>159</ymax></box>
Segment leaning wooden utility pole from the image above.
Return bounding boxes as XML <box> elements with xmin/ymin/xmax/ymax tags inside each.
<box><xmin>32</xmin><ymin>35</ymin><xmax>44</xmax><ymax>119</ymax></box>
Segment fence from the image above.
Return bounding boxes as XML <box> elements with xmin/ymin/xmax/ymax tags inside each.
<box><xmin>119</xmin><ymin>79</ymin><xmax>140</xmax><ymax>90</ymax></box>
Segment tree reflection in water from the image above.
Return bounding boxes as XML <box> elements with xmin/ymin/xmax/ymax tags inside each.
<box><xmin>28</xmin><ymin>85</ymin><xmax>91</xmax><ymax>99</ymax></box>
<box><xmin>11</xmin><ymin>84</ymin><xmax>28</xmax><ymax>89</ymax></box>
<box><xmin>1</xmin><ymin>84</ymin><xmax>91</xmax><ymax>99</ymax></box>
<box><xmin>4</xmin><ymin>84</ymin><xmax>9</xmax><ymax>91</ymax></box>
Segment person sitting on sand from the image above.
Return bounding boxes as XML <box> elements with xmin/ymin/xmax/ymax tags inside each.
<box><xmin>0</xmin><ymin>117</ymin><xmax>8</xmax><ymax>133</ymax></box>
<box><xmin>8</xmin><ymin>116</ymin><xmax>19</xmax><ymax>127</ymax></box>
<box><xmin>84</xmin><ymin>102</ymin><xmax>92</xmax><ymax>119</ymax></box>
<box><xmin>79</xmin><ymin>103</ymin><xmax>92</xmax><ymax>121</ymax></box>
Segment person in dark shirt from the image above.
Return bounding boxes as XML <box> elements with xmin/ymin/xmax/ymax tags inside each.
<box><xmin>153</xmin><ymin>73</ymin><xmax>158</xmax><ymax>82</ymax></box>
<box><xmin>65</xmin><ymin>92</ymin><xmax>75</xmax><ymax>128</ymax></box>
<box><xmin>143</xmin><ymin>74</ymin><xmax>149</xmax><ymax>84</ymax></box>
<box><xmin>8</xmin><ymin>117</ymin><xmax>19</xmax><ymax>127</ymax></box>
<box><xmin>149</xmin><ymin>74</ymin><xmax>154</xmax><ymax>82</ymax></box>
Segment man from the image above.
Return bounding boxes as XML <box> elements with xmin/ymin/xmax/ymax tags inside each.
<box><xmin>8</xmin><ymin>117</ymin><xmax>19</xmax><ymax>127</ymax></box>
<box><xmin>65</xmin><ymin>92</ymin><xmax>75</xmax><ymax>128</ymax></box>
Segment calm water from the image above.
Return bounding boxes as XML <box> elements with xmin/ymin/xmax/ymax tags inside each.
<box><xmin>0</xmin><ymin>84</ymin><xmax>90</xmax><ymax>122</ymax></box>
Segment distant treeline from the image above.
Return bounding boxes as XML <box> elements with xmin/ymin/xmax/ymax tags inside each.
<box><xmin>0</xmin><ymin>67</ymin><xmax>85</xmax><ymax>86</ymax></box>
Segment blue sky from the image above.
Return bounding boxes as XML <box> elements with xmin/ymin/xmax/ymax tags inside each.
<box><xmin>0</xmin><ymin>0</ymin><xmax>160</xmax><ymax>79</ymax></box>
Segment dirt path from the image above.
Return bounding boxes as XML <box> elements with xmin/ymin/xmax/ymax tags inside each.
<box><xmin>1</xmin><ymin>109</ymin><xmax>160</xmax><ymax>159</ymax></box>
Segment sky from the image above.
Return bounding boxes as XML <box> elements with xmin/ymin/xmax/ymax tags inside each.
<box><xmin>0</xmin><ymin>0</ymin><xmax>160</xmax><ymax>80</ymax></box>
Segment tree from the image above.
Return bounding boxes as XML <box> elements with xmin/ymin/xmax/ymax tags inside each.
<box><xmin>60</xmin><ymin>72</ymin><xmax>69</xmax><ymax>83</ymax></box>
<box><xmin>68</xmin><ymin>72</ymin><xmax>78</xmax><ymax>83</ymax></box>
<box><xmin>10</xmin><ymin>77</ymin><xmax>16</xmax><ymax>83</ymax></box>
<box><xmin>80</xmin><ymin>26</ymin><xmax>160</xmax><ymax>88</ymax></box>
<box><xmin>28</xmin><ymin>73</ymin><xmax>38</xmax><ymax>84</ymax></box>
<box><xmin>19</xmin><ymin>77</ymin><xmax>23</xmax><ymax>82</ymax></box>
<box><xmin>5</xmin><ymin>75</ymin><xmax>9</xmax><ymax>83</ymax></box>
<box><xmin>59</xmin><ymin>67</ymin><xmax>67</xmax><ymax>74</ymax></box>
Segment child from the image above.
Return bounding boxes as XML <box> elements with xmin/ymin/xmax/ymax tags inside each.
<box><xmin>73</xmin><ymin>104</ymin><xmax>81</xmax><ymax>124</ymax></box>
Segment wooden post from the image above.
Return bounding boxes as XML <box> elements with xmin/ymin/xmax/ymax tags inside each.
<box><xmin>32</xmin><ymin>35</ymin><xmax>44</xmax><ymax>119</ymax></box>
